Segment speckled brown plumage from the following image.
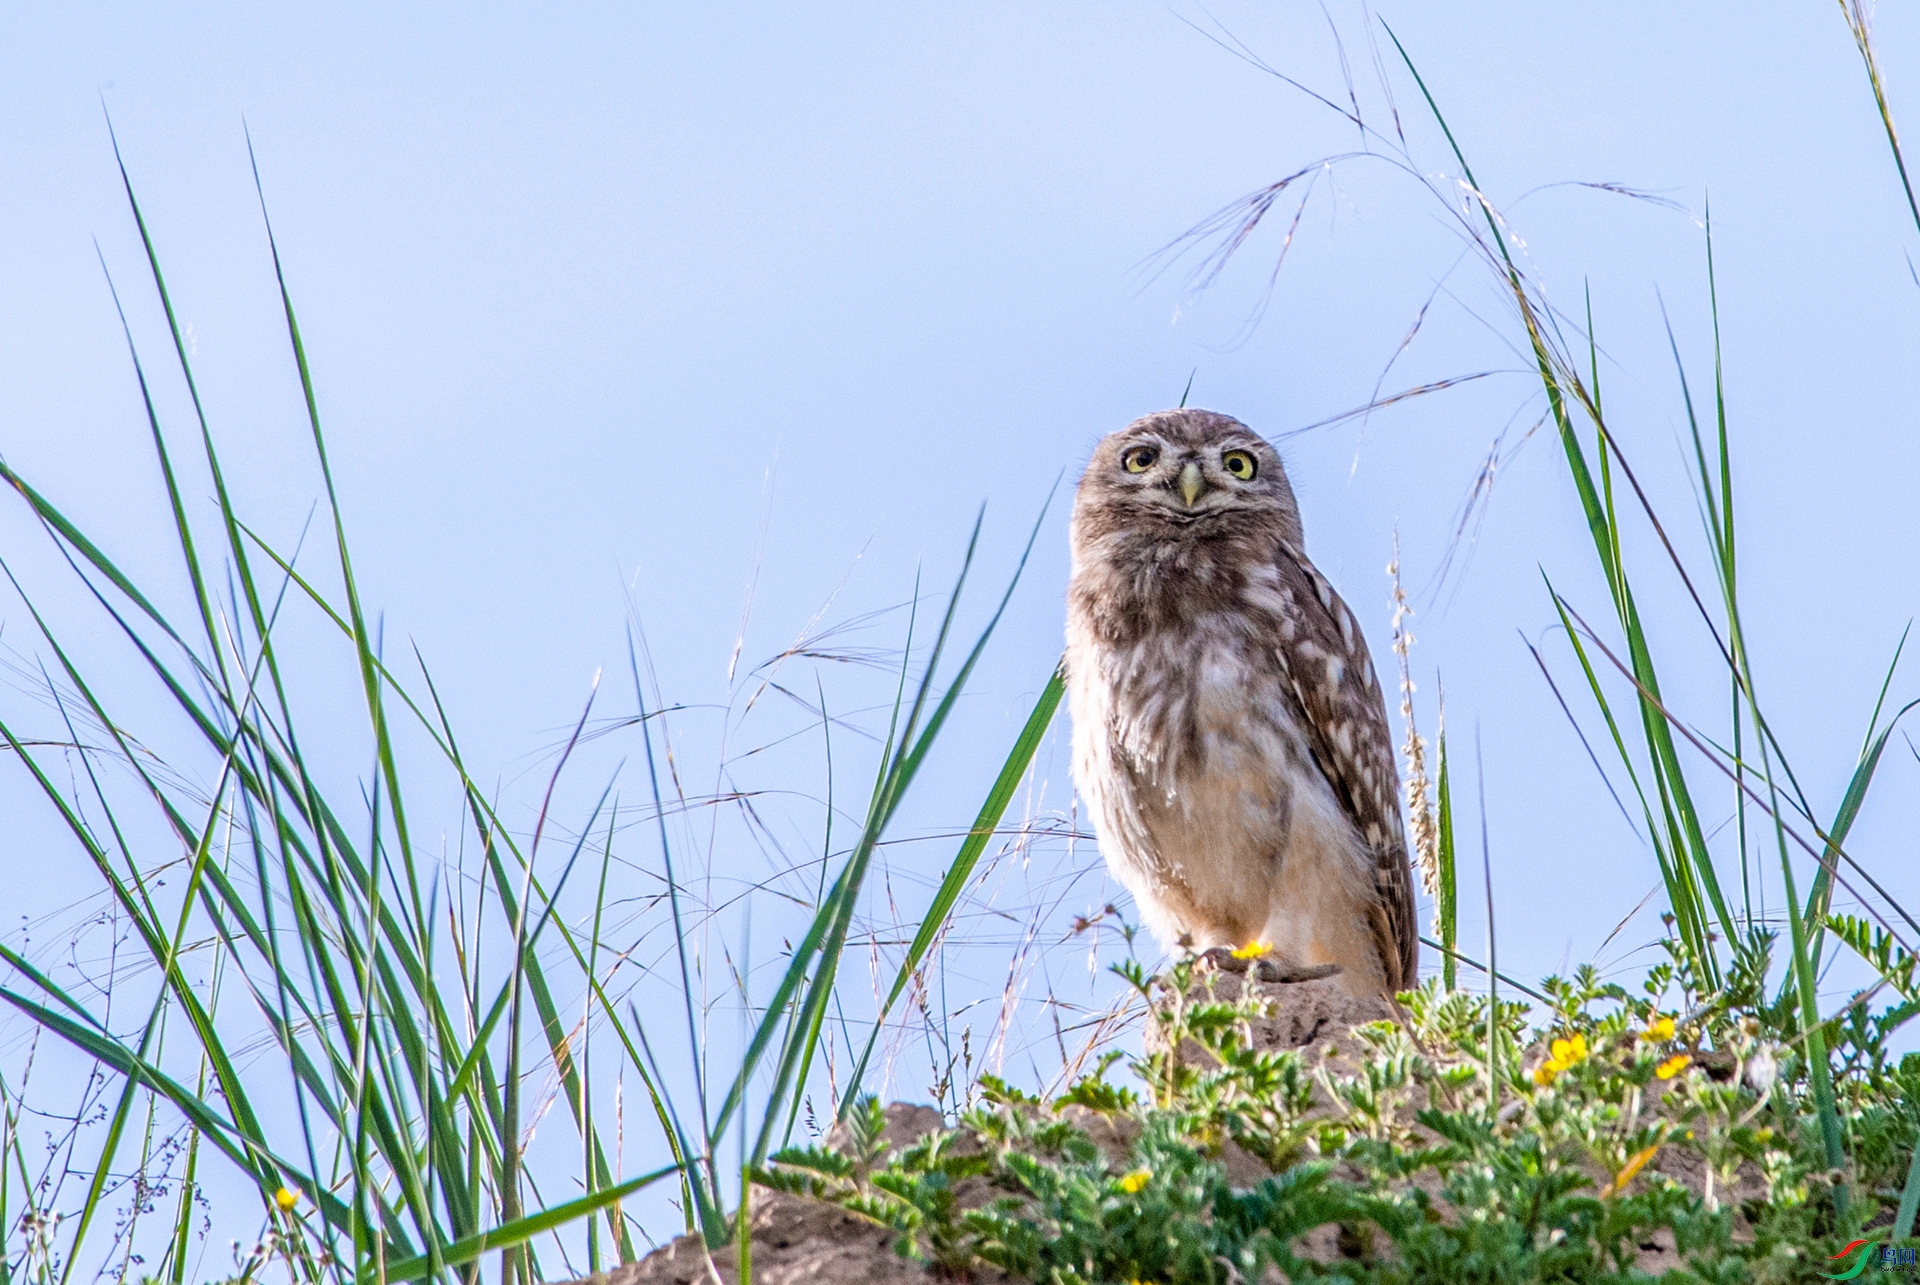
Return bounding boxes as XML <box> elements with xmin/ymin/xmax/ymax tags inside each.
<box><xmin>1065</xmin><ymin>408</ymin><xmax>1418</xmax><ymax>998</ymax></box>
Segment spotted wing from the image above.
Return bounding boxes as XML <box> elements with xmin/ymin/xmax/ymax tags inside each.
<box><xmin>1268</xmin><ymin>541</ymin><xmax>1419</xmax><ymax>994</ymax></box>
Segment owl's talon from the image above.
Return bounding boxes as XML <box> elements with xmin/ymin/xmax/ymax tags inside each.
<box><xmin>1197</xmin><ymin>946</ymin><xmax>1251</xmax><ymax>974</ymax></box>
<box><xmin>1251</xmin><ymin>959</ymin><xmax>1343</xmax><ymax>985</ymax></box>
<box><xmin>1196</xmin><ymin>948</ymin><xmax>1341</xmax><ymax>985</ymax></box>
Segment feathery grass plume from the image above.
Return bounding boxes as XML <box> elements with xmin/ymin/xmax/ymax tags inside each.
<box><xmin>1835</xmin><ymin>0</ymin><xmax>1920</xmax><ymax>238</ymax></box>
<box><xmin>1388</xmin><ymin>537</ymin><xmax>1437</xmax><ymax>903</ymax></box>
<box><xmin>1388</xmin><ymin>538</ymin><xmax>1458</xmax><ymax>990</ymax></box>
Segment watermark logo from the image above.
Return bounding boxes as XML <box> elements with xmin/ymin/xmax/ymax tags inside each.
<box><xmin>1823</xmin><ymin>1240</ymin><xmax>1919</xmax><ymax>1279</ymax></box>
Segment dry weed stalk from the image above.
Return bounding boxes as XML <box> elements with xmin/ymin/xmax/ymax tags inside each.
<box><xmin>1389</xmin><ymin>538</ymin><xmax>1439</xmax><ymax>908</ymax></box>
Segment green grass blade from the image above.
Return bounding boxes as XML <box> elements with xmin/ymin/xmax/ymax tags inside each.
<box><xmin>246</xmin><ymin>131</ymin><xmax>428</xmax><ymax>940</ymax></box>
<box><xmin>1804</xmin><ymin>685</ymin><xmax>1918</xmax><ymax>968</ymax></box>
<box><xmin>749</xmin><ymin>502</ymin><xmax>1050</xmax><ymax>1161</ymax></box>
<box><xmin>1896</xmin><ymin>1138</ymin><xmax>1920</xmax><ymax>1241</ymax></box>
<box><xmin>839</xmin><ymin>662</ymin><xmax>1064</xmax><ymax>1114</ymax></box>
<box><xmin>0</xmin><ymin>983</ymin><xmax>363</xmax><ymax>1238</ymax></box>
<box><xmin>627</xmin><ymin>633</ymin><xmax>713</xmax><ymax>1174</ymax></box>
<box><xmin>1435</xmin><ymin>728</ymin><xmax>1457</xmax><ymax>991</ymax></box>
<box><xmin>1414</xmin><ymin>937</ymin><xmax>1549</xmax><ymax>1002</ymax></box>
<box><xmin>90</xmin><ymin>247</ymin><xmax>227</xmax><ymax>683</ymax></box>
<box><xmin>379</xmin><ymin>1166</ymin><xmax>676</xmax><ymax>1283</ymax></box>
<box><xmin>1777</xmin><ymin>838</ymin><xmax>1851</xmax><ymax>1219</ymax></box>
<box><xmin>1544</xmin><ymin>588</ymin><xmax>1716</xmax><ymax>972</ymax></box>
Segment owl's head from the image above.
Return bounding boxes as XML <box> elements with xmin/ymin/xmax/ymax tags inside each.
<box><xmin>1073</xmin><ymin>409</ymin><xmax>1303</xmax><ymax>549</ymax></box>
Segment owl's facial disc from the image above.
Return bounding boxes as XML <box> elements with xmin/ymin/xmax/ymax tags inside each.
<box><xmin>1095</xmin><ymin>423</ymin><xmax>1286</xmax><ymax>523</ymax></box>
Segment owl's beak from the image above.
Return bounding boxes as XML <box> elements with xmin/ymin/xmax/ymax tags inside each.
<box><xmin>1178</xmin><ymin>461</ymin><xmax>1206</xmax><ymax>507</ymax></box>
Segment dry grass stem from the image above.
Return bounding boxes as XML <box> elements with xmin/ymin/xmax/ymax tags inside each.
<box><xmin>1389</xmin><ymin>538</ymin><xmax>1439</xmax><ymax>904</ymax></box>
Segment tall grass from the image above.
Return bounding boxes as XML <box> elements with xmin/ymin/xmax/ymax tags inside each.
<box><xmin>0</xmin><ymin>144</ymin><xmax>1084</xmax><ymax>1283</ymax></box>
<box><xmin>1167</xmin><ymin>2</ymin><xmax>1919</xmax><ymax>1232</ymax></box>
<box><xmin>1413</xmin><ymin>31</ymin><xmax>1916</xmax><ymax>1221</ymax></box>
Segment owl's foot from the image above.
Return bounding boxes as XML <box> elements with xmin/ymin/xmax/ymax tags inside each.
<box><xmin>1197</xmin><ymin>945</ymin><xmax>1342</xmax><ymax>985</ymax></box>
<box><xmin>1255</xmin><ymin>959</ymin><xmax>1344</xmax><ymax>983</ymax></box>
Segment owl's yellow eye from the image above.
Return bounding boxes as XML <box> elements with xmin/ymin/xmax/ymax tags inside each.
<box><xmin>1222</xmin><ymin>449</ymin><xmax>1257</xmax><ymax>480</ymax></box>
<box><xmin>1122</xmin><ymin>446</ymin><xmax>1159</xmax><ymax>474</ymax></box>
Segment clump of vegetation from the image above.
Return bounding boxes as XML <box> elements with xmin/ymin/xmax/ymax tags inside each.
<box><xmin>0</xmin><ymin>140</ymin><xmax>1066</xmax><ymax>1285</ymax></box>
<box><xmin>762</xmin><ymin>937</ymin><xmax>1920</xmax><ymax>1283</ymax></box>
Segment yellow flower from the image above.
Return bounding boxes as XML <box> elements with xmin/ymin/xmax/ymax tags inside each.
<box><xmin>273</xmin><ymin>1187</ymin><xmax>299</xmax><ymax>1213</ymax></box>
<box><xmin>1230</xmin><ymin>940</ymin><xmax>1271</xmax><ymax>961</ymax></box>
<box><xmin>1644</xmin><ymin>1016</ymin><xmax>1676</xmax><ymax>1041</ymax></box>
<box><xmin>1531</xmin><ymin>1032</ymin><xmax>1590</xmax><ymax>1087</ymax></box>
<box><xmin>1551</xmin><ymin>1033</ymin><xmax>1589</xmax><ymax>1066</ymax></box>
<box><xmin>1656</xmin><ymin>1054</ymin><xmax>1691</xmax><ymax>1080</ymax></box>
<box><xmin>1118</xmin><ymin>1168</ymin><xmax>1152</xmax><ymax>1194</ymax></box>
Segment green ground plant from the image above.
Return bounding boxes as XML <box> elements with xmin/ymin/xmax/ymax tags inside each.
<box><xmin>764</xmin><ymin>941</ymin><xmax>1920</xmax><ymax>1283</ymax></box>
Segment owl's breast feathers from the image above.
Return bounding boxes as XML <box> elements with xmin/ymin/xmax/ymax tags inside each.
<box><xmin>1066</xmin><ymin>524</ymin><xmax>1419</xmax><ymax>995</ymax></box>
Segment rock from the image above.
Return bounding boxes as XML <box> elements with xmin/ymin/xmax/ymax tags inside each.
<box><xmin>573</xmin><ymin>1191</ymin><xmax>924</xmax><ymax>1285</ymax></box>
<box><xmin>1053</xmin><ymin>1102</ymin><xmax>1137</xmax><ymax>1165</ymax></box>
<box><xmin>825</xmin><ymin>1103</ymin><xmax>947</xmax><ymax>1155</ymax></box>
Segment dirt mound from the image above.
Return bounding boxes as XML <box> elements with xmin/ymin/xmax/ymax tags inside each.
<box><xmin>563</xmin><ymin>1105</ymin><xmax>976</xmax><ymax>1285</ymax></box>
<box><xmin>555</xmin><ymin>976</ymin><xmax>1376</xmax><ymax>1285</ymax></box>
<box><xmin>576</xmin><ymin>1189</ymin><xmax>933</xmax><ymax>1285</ymax></box>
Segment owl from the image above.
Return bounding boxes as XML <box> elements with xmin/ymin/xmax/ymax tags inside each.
<box><xmin>1065</xmin><ymin>408</ymin><xmax>1418</xmax><ymax>999</ymax></box>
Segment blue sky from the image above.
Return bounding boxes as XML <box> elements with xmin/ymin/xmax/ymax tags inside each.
<box><xmin>2</xmin><ymin>0</ymin><xmax>1918</xmax><ymax>1256</ymax></box>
